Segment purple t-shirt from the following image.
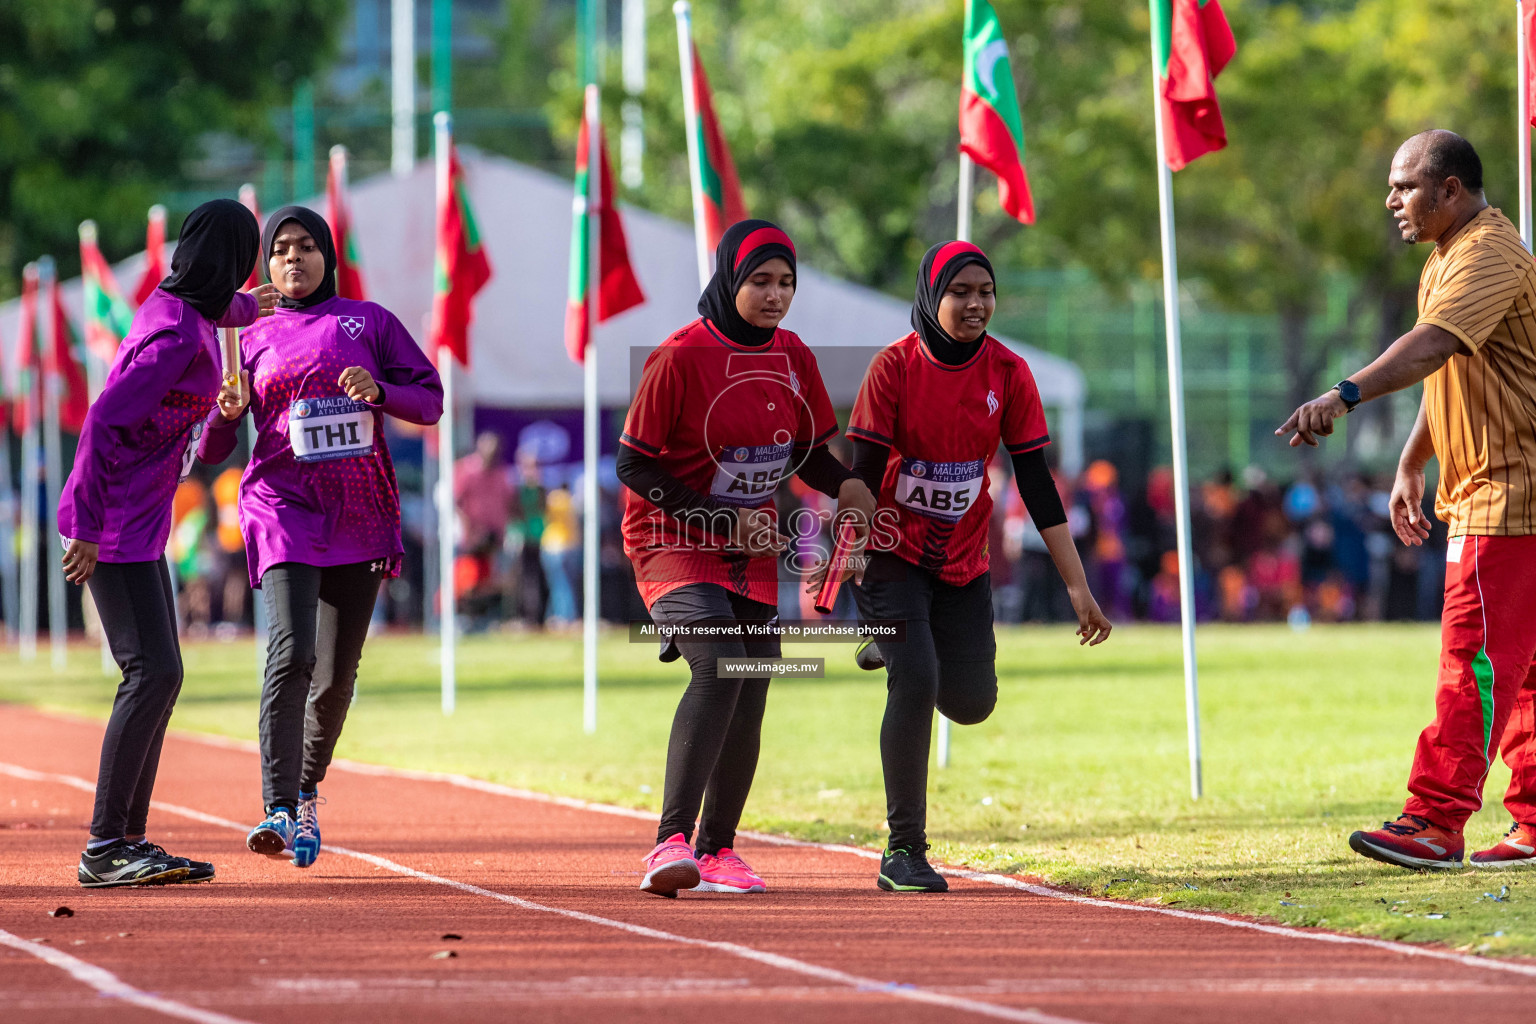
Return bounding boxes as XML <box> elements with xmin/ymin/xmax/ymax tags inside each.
<box><xmin>199</xmin><ymin>296</ymin><xmax>443</xmax><ymax>587</ymax></box>
<box><xmin>59</xmin><ymin>288</ymin><xmax>259</xmax><ymax>563</ymax></box>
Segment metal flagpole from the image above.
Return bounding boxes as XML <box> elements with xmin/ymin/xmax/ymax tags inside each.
<box><xmin>934</xmin><ymin>153</ymin><xmax>978</xmax><ymax>770</ymax></box>
<box><xmin>621</xmin><ymin>0</ymin><xmax>646</xmax><ymax>189</ymax></box>
<box><xmin>673</xmin><ymin>2</ymin><xmax>711</xmax><ymax>291</ymax></box>
<box><xmin>436</xmin><ymin>110</ymin><xmax>457</xmax><ymax>716</ymax></box>
<box><xmin>0</xmin><ymin>423</ymin><xmax>16</xmax><ymax>646</ymax></box>
<box><xmin>1149</xmin><ymin>42</ymin><xmax>1203</xmax><ymax>800</ymax></box>
<box><xmin>392</xmin><ymin>0</ymin><xmax>417</xmax><ymax>178</ymax></box>
<box><xmin>18</xmin><ymin>266</ymin><xmax>38</xmax><ymax>663</ymax></box>
<box><xmin>78</xmin><ymin>223</ymin><xmax>115</xmax><ymax>673</ymax></box>
<box><xmin>1520</xmin><ymin>0</ymin><xmax>1532</xmax><ymax>249</ymax></box>
<box><xmin>582</xmin><ymin>83</ymin><xmax>602</xmax><ymax>736</ymax></box>
<box><xmin>38</xmin><ymin>257</ymin><xmax>66</xmax><ymax>670</ymax></box>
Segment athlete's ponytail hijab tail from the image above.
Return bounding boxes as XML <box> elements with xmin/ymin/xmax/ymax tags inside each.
<box><xmin>697</xmin><ymin>219</ymin><xmax>797</xmax><ymax>347</ymax></box>
<box><xmin>911</xmin><ymin>240</ymin><xmax>995</xmax><ymax>351</ymax></box>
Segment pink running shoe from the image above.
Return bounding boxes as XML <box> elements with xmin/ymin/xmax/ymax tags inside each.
<box><xmin>640</xmin><ymin>833</ymin><xmax>700</xmax><ymax>898</ymax></box>
<box><xmin>694</xmin><ymin>848</ymin><xmax>766</xmax><ymax>894</ymax></box>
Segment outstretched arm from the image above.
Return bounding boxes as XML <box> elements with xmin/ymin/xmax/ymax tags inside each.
<box><xmin>1277</xmin><ymin>324</ymin><xmax>1462</xmax><ymax>448</ymax></box>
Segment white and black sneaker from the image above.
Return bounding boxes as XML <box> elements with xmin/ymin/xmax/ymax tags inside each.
<box><xmin>129</xmin><ymin>841</ymin><xmax>215</xmax><ymax>883</ymax></box>
<box><xmin>877</xmin><ymin>845</ymin><xmax>948</xmax><ymax>893</ymax></box>
<box><xmin>78</xmin><ymin>839</ymin><xmax>193</xmax><ymax>888</ymax></box>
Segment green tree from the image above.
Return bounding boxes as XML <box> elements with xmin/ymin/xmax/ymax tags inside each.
<box><xmin>0</xmin><ymin>0</ymin><xmax>337</xmax><ymax>295</ymax></box>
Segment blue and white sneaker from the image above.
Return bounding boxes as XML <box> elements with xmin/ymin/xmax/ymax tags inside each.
<box><xmin>292</xmin><ymin>792</ymin><xmax>324</xmax><ymax>868</ymax></box>
<box><xmin>246</xmin><ymin>808</ymin><xmax>296</xmax><ymax>856</ymax></box>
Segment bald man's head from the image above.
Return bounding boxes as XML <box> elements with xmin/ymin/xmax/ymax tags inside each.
<box><xmin>1399</xmin><ymin>129</ymin><xmax>1484</xmax><ymax>194</ymax></box>
<box><xmin>1387</xmin><ymin>130</ymin><xmax>1489</xmax><ymax>245</ymax></box>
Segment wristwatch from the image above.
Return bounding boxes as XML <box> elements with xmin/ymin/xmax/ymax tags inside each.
<box><xmin>1333</xmin><ymin>379</ymin><xmax>1362</xmax><ymax>413</ymax></box>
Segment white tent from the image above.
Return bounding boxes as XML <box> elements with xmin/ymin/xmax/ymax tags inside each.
<box><xmin>0</xmin><ymin>151</ymin><xmax>1085</xmax><ymax>471</ymax></box>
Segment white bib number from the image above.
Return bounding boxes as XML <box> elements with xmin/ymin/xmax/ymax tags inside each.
<box><xmin>710</xmin><ymin>443</ymin><xmax>793</xmax><ymax>507</ymax></box>
<box><xmin>289</xmin><ymin>397</ymin><xmax>375</xmax><ymax>463</ymax></box>
<box><xmin>180</xmin><ymin>421</ymin><xmax>203</xmax><ymax>482</ymax></box>
<box><xmin>895</xmin><ymin>457</ymin><xmax>984</xmax><ymax>523</ymax></box>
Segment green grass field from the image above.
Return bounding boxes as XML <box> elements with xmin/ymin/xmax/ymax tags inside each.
<box><xmin>3</xmin><ymin>623</ymin><xmax>1533</xmax><ymax>956</ymax></box>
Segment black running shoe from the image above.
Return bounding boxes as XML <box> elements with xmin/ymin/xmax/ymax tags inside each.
<box><xmin>129</xmin><ymin>841</ymin><xmax>215</xmax><ymax>883</ymax></box>
<box><xmin>877</xmin><ymin>845</ymin><xmax>948</xmax><ymax>893</ymax></box>
<box><xmin>855</xmin><ymin>638</ymin><xmax>885</xmax><ymax>671</ymax></box>
<box><xmin>78</xmin><ymin>840</ymin><xmax>192</xmax><ymax>888</ymax></box>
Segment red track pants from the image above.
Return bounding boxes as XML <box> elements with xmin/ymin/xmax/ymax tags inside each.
<box><xmin>1404</xmin><ymin>535</ymin><xmax>1536</xmax><ymax>832</ymax></box>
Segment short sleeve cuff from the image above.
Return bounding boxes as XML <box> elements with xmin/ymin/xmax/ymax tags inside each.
<box><xmin>794</xmin><ymin>424</ymin><xmax>839</xmax><ymax>450</ymax></box>
<box><xmin>1006</xmin><ymin>434</ymin><xmax>1051</xmax><ymax>455</ymax></box>
<box><xmin>846</xmin><ymin>425</ymin><xmax>893</xmax><ymax>445</ymax></box>
<box><xmin>619</xmin><ymin>432</ymin><xmax>663</xmax><ymax>456</ymax></box>
<box><xmin>1416</xmin><ymin>317</ymin><xmax>1480</xmax><ymax>355</ymax></box>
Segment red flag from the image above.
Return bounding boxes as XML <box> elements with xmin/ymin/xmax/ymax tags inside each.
<box><xmin>429</xmin><ymin>146</ymin><xmax>492</xmax><ymax>366</ymax></box>
<box><xmin>959</xmin><ymin>0</ymin><xmax>1034</xmax><ymax>224</ymax></box>
<box><xmin>132</xmin><ymin>205</ymin><xmax>167</xmax><ymax>307</ymax></box>
<box><xmin>239</xmin><ymin>184</ymin><xmax>263</xmax><ymax>290</ymax></box>
<box><xmin>689</xmin><ymin>42</ymin><xmax>749</xmax><ymax>250</ymax></box>
<box><xmin>45</xmin><ymin>278</ymin><xmax>90</xmax><ymax>433</ymax></box>
<box><xmin>327</xmin><ymin>148</ymin><xmax>367</xmax><ymax>300</ymax></box>
<box><xmin>1152</xmin><ymin>0</ymin><xmax>1236</xmax><ymax>171</ymax></box>
<box><xmin>79</xmin><ymin>221</ymin><xmax>135</xmax><ymax>365</ymax></box>
<box><xmin>564</xmin><ymin>101</ymin><xmax>646</xmax><ymax>364</ymax></box>
<box><xmin>13</xmin><ymin>266</ymin><xmax>37</xmax><ymax>433</ymax></box>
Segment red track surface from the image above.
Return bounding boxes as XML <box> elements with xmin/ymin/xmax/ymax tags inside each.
<box><xmin>5</xmin><ymin>704</ymin><xmax>1536</xmax><ymax>1023</ymax></box>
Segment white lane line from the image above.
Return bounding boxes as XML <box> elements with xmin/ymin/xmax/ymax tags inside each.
<box><xmin>0</xmin><ymin>762</ymin><xmax>1087</xmax><ymax>1024</ymax></box>
<box><xmin>258</xmin><ymin>747</ymin><xmax>1536</xmax><ymax>981</ymax></box>
<box><xmin>39</xmin><ymin>717</ymin><xmax>1536</xmax><ymax>978</ymax></box>
<box><xmin>0</xmin><ymin>927</ymin><xmax>258</xmax><ymax>1024</ymax></box>
<box><xmin>268</xmin><ymin>746</ymin><xmax>1536</xmax><ymax>980</ymax></box>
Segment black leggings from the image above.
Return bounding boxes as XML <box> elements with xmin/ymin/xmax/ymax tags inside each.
<box><xmin>854</xmin><ymin>552</ymin><xmax>998</xmax><ymax>850</ymax></box>
<box><xmin>651</xmin><ymin>584</ymin><xmax>778</xmax><ymax>854</ymax></box>
<box><xmin>88</xmin><ymin>558</ymin><xmax>183</xmax><ymax>840</ymax></box>
<box><xmin>259</xmin><ymin>561</ymin><xmax>382</xmax><ymax>813</ymax></box>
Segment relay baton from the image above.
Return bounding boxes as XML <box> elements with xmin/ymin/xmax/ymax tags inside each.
<box><xmin>219</xmin><ymin>327</ymin><xmax>243</xmax><ymax>404</ymax></box>
<box><xmin>813</xmin><ymin>519</ymin><xmax>861</xmax><ymax>615</ymax></box>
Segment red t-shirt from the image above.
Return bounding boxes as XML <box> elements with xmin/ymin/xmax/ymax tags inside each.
<box><xmin>848</xmin><ymin>332</ymin><xmax>1049</xmax><ymax>585</ymax></box>
<box><xmin>620</xmin><ymin>318</ymin><xmax>839</xmax><ymax>608</ymax></box>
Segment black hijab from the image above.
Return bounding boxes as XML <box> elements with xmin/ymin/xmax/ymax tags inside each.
<box><xmin>261</xmin><ymin>205</ymin><xmax>338</xmax><ymax>309</ymax></box>
<box><xmin>159</xmin><ymin>199</ymin><xmax>261</xmax><ymax>322</ymax></box>
<box><xmin>697</xmin><ymin>219</ymin><xmax>797</xmax><ymax>347</ymax></box>
<box><xmin>912</xmin><ymin>240</ymin><xmax>996</xmax><ymax>366</ymax></box>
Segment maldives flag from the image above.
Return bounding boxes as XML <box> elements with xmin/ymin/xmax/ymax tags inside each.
<box><xmin>564</xmin><ymin>101</ymin><xmax>645</xmax><ymax>364</ymax></box>
<box><xmin>79</xmin><ymin>221</ymin><xmax>135</xmax><ymax>365</ymax></box>
<box><xmin>429</xmin><ymin>145</ymin><xmax>492</xmax><ymax>366</ymax></box>
<box><xmin>239</xmin><ymin>184</ymin><xmax>263</xmax><ymax>289</ymax></box>
<box><xmin>13</xmin><ymin>266</ymin><xmax>38</xmax><ymax>434</ymax></box>
<box><xmin>327</xmin><ymin>149</ymin><xmax>367</xmax><ymax>299</ymax></box>
<box><xmin>45</xmin><ymin>278</ymin><xmax>90</xmax><ymax>433</ymax></box>
<box><xmin>960</xmin><ymin>0</ymin><xmax>1033</xmax><ymax>225</ymax></box>
<box><xmin>689</xmin><ymin>42</ymin><xmax>749</xmax><ymax>250</ymax></box>
<box><xmin>132</xmin><ymin>204</ymin><xmax>167</xmax><ymax>307</ymax></box>
<box><xmin>1152</xmin><ymin>0</ymin><xmax>1236</xmax><ymax>171</ymax></box>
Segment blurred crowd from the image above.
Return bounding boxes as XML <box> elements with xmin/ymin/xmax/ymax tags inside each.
<box><xmin>983</xmin><ymin>459</ymin><xmax>1450</xmax><ymax>626</ymax></box>
<box><xmin>161</xmin><ymin>432</ymin><xmax>1451</xmax><ymax>634</ymax></box>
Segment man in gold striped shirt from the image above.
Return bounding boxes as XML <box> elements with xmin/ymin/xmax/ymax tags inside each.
<box><xmin>1280</xmin><ymin>130</ymin><xmax>1536</xmax><ymax>870</ymax></box>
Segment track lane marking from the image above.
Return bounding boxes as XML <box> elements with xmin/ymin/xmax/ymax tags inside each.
<box><xmin>0</xmin><ymin>761</ymin><xmax>1089</xmax><ymax>1024</ymax></box>
<box><xmin>27</xmin><ymin>713</ymin><xmax>1536</xmax><ymax>981</ymax></box>
<box><xmin>0</xmin><ymin>927</ymin><xmax>258</xmax><ymax>1024</ymax></box>
<box><xmin>275</xmin><ymin>744</ymin><xmax>1536</xmax><ymax>981</ymax></box>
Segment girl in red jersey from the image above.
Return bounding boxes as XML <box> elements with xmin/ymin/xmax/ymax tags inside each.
<box><xmin>826</xmin><ymin>240</ymin><xmax>1112</xmax><ymax>893</ymax></box>
<box><xmin>617</xmin><ymin>220</ymin><xmax>876</xmax><ymax>897</ymax></box>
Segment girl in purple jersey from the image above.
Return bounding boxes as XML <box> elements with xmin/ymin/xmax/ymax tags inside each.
<box><xmin>200</xmin><ymin>206</ymin><xmax>443</xmax><ymax>867</ymax></box>
<box><xmin>61</xmin><ymin>199</ymin><xmax>274</xmax><ymax>888</ymax></box>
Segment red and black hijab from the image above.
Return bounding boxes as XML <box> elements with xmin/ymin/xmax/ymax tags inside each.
<box><xmin>697</xmin><ymin>219</ymin><xmax>797</xmax><ymax>347</ymax></box>
<box><xmin>911</xmin><ymin>240</ymin><xmax>995</xmax><ymax>365</ymax></box>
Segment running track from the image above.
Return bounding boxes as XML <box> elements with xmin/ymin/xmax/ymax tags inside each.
<box><xmin>5</xmin><ymin>705</ymin><xmax>1536</xmax><ymax>1023</ymax></box>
